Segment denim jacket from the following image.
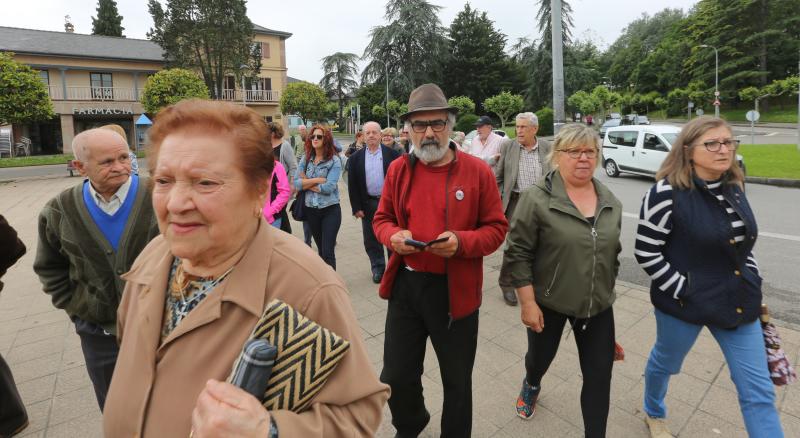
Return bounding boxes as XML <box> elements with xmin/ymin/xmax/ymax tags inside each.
<box><xmin>294</xmin><ymin>154</ymin><xmax>342</xmax><ymax>209</ymax></box>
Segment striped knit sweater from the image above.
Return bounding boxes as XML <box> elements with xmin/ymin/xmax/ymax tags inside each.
<box><xmin>635</xmin><ymin>179</ymin><xmax>759</xmax><ymax>300</ymax></box>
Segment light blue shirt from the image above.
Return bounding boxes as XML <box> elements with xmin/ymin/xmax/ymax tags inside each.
<box><xmin>364</xmin><ymin>147</ymin><xmax>384</xmax><ymax>197</ymax></box>
<box><xmin>294</xmin><ymin>154</ymin><xmax>342</xmax><ymax>209</ymax></box>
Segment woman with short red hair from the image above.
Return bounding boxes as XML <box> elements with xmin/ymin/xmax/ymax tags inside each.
<box><xmin>103</xmin><ymin>100</ymin><xmax>387</xmax><ymax>437</ymax></box>
<box><xmin>294</xmin><ymin>124</ymin><xmax>343</xmax><ymax>270</ymax></box>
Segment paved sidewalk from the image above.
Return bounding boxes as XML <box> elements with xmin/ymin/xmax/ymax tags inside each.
<box><xmin>1</xmin><ymin>176</ymin><xmax>798</xmax><ymax>437</ymax></box>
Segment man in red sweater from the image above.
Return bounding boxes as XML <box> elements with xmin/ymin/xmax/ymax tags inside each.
<box><xmin>373</xmin><ymin>84</ymin><xmax>508</xmax><ymax>438</ymax></box>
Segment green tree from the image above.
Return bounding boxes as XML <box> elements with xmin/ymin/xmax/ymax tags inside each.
<box><xmin>147</xmin><ymin>0</ymin><xmax>261</xmax><ymax>99</ymax></box>
<box><xmin>447</xmin><ymin>96</ymin><xmax>476</xmax><ymax>116</ymax></box>
<box><xmin>0</xmin><ymin>52</ymin><xmax>55</xmax><ymax>125</ymax></box>
<box><xmin>372</xmin><ymin>105</ymin><xmax>386</xmax><ymax>121</ymax></box>
<box><xmin>386</xmin><ymin>100</ymin><xmax>409</xmax><ymax>127</ymax></box>
<box><xmin>355</xmin><ymin>83</ymin><xmax>386</xmax><ymax>126</ymax></box>
<box><xmin>567</xmin><ymin>90</ymin><xmax>598</xmax><ymax>115</ymax></box>
<box><xmin>92</xmin><ymin>0</ymin><xmax>125</xmax><ymax>37</ymax></box>
<box><xmin>141</xmin><ymin>68</ymin><xmax>209</xmax><ymax>114</ymax></box>
<box><xmin>590</xmin><ymin>85</ymin><xmax>622</xmax><ymax>120</ymax></box>
<box><xmin>536</xmin><ymin>0</ymin><xmax>574</xmax><ymax>45</ymax></box>
<box><xmin>362</xmin><ymin>0</ymin><xmax>449</xmax><ymax>98</ymax></box>
<box><xmin>603</xmin><ymin>9</ymin><xmax>686</xmax><ymax>93</ymax></box>
<box><xmin>280</xmin><ymin>82</ymin><xmax>328</xmax><ymax>124</ymax></box>
<box><xmin>738</xmin><ymin>86</ymin><xmax>762</xmax><ymax>103</ymax></box>
<box><xmin>442</xmin><ymin>4</ymin><xmax>509</xmax><ymax>110</ymax></box>
<box><xmin>483</xmin><ymin>92</ymin><xmax>524</xmax><ymax>127</ymax></box>
<box><xmin>319</xmin><ymin>52</ymin><xmax>359</xmax><ymax>127</ymax></box>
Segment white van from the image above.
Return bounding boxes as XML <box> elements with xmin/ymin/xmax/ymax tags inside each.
<box><xmin>601</xmin><ymin>125</ymin><xmax>745</xmax><ymax>177</ymax></box>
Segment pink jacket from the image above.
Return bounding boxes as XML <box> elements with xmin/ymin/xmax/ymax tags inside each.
<box><xmin>263</xmin><ymin>161</ymin><xmax>291</xmax><ymax>223</ymax></box>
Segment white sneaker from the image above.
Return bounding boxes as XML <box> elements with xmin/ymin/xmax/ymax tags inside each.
<box><xmin>645</xmin><ymin>416</ymin><xmax>673</xmax><ymax>438</ymax></box>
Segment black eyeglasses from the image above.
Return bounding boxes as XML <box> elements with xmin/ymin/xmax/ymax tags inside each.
<box><xmin>561</xmin><ymin>148</ymin><xmax>598</xmax><ymax>159</ymax></box>
<box><xmin>700</xmin><ymin>139</ymin><xmax>740</xmax><ymax>152</ymax></box>
<box><xmin>409</xmin><ymin>120</ymin><xmax>448</xmax><ymax>133</ymax></box>
<box><xmin>310</xmin><ymin>134</ymin><xmax>324</xmax><ymax>141</ymax></box>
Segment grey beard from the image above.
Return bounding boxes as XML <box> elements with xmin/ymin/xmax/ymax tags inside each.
<box><xmin>413</xmin><ymin>139</ymin><xmax>448</xmax><ymax>163</ymax></box>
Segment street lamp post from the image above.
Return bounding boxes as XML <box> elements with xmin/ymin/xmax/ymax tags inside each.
<box><xmin>699</xmin><ymin>44</ymin><xmax>719</xmax><ymax>118</ymax></box>
<box><xmin>374</xmin><ymin>59</ymin><xmax>390</xmax><ymax>127</ymax></box>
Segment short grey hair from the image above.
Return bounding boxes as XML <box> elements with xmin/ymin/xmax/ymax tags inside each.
<box><xmin>71</xmin><ymin>130</ymin><xmax>93</xmax><ymax>161</ymax></box>
<box><xmin>516</xmin><ymin>112</ymin><xmax>539</xmax><ymax>126</ymax></box>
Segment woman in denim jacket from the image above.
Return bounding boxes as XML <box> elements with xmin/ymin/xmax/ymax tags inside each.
<box><xmin>295</xmin><ymin>125</ymin><xmax>343</xmax><ymax>269</ymax></box>
<box><xmin>635</xmin><ymin>117</ymin><xmax>782</xmax><ymax>438</ymax></box>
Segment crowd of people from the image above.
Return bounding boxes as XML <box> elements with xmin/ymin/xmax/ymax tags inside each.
<box><xmin>0</xmin><ymin>82</ymin><xmax>786</xmax><ymax>438</ymax></box>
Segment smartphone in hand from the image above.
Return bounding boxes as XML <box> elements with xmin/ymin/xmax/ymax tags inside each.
<box><xmin>404</xmin><ymin>236</ymin><xmax>450</xmax><ymax>249</ymax></box>
<box><xmin>404</xmin><ymin>238</ymin><xmax>427</xmax><ymax>249</ymax></box>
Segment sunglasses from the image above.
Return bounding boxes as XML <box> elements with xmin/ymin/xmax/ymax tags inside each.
<box><xmin>310</xmin><ymin>134</ymin><xmax>324</xmax><ymax>141</ymax></box>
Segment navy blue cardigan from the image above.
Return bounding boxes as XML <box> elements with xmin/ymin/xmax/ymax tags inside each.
<box><xmin>635</xmin><ymin>177</ymin><xmax>761</xmax><ymax>328</ymax></box>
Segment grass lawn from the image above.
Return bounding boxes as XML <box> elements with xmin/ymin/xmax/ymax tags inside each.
<box><xmin>500</xmin><ymin>126</ymin><xmax>517</xmax><ymax>138</ymax></box>
<box><xmin>0</xmin><ymin>154</ymin><xmax>74</xmax><ymax>168</ymax></box>
<box><xmin>738</xmin><ymin>144</ymin><xmax>800</xmax><ymax>179</ymax></box>
<box><xmin>722</xmin><ymin>108</ymin><xmax>797</xmax><ymax>124</ymax></box>
<box><xmin>0</xmin><ymin>151</ymin><xmax>146</xmax><ymax>168</ymax></box>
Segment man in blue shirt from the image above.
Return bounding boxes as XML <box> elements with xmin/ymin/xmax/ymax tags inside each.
<box><xmin>347</xmin><ymin>121</ymin><xmax>401</xmax><ymax>283</ymax></box>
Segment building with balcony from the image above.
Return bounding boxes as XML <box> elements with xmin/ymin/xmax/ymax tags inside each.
<box><xmin>0</xmin><ymin>24</ymin><xmax>291</xmax><ymax>155</ymax></box>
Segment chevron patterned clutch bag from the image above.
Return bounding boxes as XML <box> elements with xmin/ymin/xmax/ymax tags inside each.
<box><xmin>228</xmin><ymin>299</ymin><xmax>351</xmax><ymax>412</ymax></box>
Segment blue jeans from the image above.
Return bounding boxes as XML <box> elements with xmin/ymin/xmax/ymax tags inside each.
<box><xmin>644</xmin><ymin>308</ymin><xmax>783</xmax><ymax>438</ymax></box>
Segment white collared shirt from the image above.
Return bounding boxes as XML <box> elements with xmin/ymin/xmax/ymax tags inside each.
<box><xmin>468</xmin><ymin>132</ymin><xmax>504</xmax><ymax>164</ymax></box>
<box><xmin>88</xmin><ymin>175</ymin><xmax>132</xmax><ymax>215</ymax></box>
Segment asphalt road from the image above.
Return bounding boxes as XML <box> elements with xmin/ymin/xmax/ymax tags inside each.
<box><xmin>597</xmin><ymin>170</ymin><xmax>800</xmax><ymax>328</ymax></box>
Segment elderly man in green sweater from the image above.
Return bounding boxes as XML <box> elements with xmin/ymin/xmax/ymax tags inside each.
<box><xmin>34</xmin><ymin>128</ymin><xmax>158</xmax><ymax>411</ymax></box>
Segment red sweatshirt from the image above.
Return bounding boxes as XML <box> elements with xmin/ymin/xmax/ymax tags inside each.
<box><xmin>373</xmin><ymin>147</ymin><xmax>508</xmax><ymax>320</ymax></box>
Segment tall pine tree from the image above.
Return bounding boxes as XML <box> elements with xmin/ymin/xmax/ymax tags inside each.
<box><xmin>443</xmin><ymin>4</ymin><xmax>511</xmax><ymax>112</ymax></box>
<box><xmin>91</xmin><ymin>0</ymin><xmax>124</xmax><ymax>37</ymax></box>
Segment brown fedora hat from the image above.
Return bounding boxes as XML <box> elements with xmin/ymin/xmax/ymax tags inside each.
<box><xmin>400</xmin><ymin>83</ymin><xmax>458</xmax><ymax>121</ymax></box>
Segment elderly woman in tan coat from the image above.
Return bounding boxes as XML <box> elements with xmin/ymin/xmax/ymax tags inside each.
<box><xmin>103</xmin><ymin>99</ymin><xmax>389</xmax><ymax>437</ymax></box>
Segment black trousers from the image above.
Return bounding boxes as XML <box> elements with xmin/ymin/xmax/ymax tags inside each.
<box><xmin>74</xmin><ymin>318</ymin><xmax>120</xmax><ymax>412</ymax></box>
<box><xmin>381</xmin><ymin>268</ymin><xmax>479</xmax><ymax>438</ymax></box>
<box><xmin>0</xmin><ymin>354</ymin><xmax>27</xmax><ymax>435</ymax></box>
<box><xmin>305</xmin><ymin>204</ymin><xmax>341</xmax><ymax>270</ymax></box>
<box><xmin>278</xmin><ymin>208</ymin><xmax>291</xmax><ymax>233</ymax></box>
<box><xmin>361</xmin><ymin>197</ymin><xmax>388</xmax><ymax>275</ymax></box>
<box><xmin>525</xmin><ymin>305</ymin><xmax>615</xmax><ymax>438</ymax></box>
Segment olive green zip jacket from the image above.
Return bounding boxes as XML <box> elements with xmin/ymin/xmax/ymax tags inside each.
<box><xmin>501</xmin><ymin>170</ymin><xmax>622</xmax><ymax>319</ymax></box>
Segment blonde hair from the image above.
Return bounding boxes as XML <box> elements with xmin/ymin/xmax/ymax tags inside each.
<box><xmin>657</xmin><ymin>116</ymin><xmax>744</xmax><ymax>190</ymax></box>
<box><xmin>100</xmin><ymin>124</ymin><xmax>128</xmax><ymax>143</ymax></box>
<box><xmin>547</xmin><ymin>124</ymin><xmax>601</xmax><ymax>169</ymax></box>
<box><xmin>382</xmin><ymin>127</ymin><xmax>398</xmax><ymax>137</ymax></box>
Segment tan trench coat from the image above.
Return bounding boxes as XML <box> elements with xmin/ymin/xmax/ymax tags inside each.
<box><xmin>103</xmin><ymin>221</ymin><xmax>389</xmax><ymax>437</ymax></box>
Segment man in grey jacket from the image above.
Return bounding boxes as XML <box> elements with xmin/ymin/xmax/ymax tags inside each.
<box><xmin>495</xmin><ymin>112</ymin><xmax>552</xmax><ymax>305</ymax></box>
<box><xmin>34</xmin><ymin>128</ymin><xmax>158</xmax><ymax>410</ymax></box>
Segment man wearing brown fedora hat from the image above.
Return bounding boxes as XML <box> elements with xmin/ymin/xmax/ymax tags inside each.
<box><xmin>373</xmin><ymin>83</ymin><xmax>508</xmax><ymax>437</ymax></box>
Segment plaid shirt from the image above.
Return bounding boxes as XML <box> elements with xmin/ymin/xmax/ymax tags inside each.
<box><xmin>514</xmin><ymin>140</ymin><xmax>544</xmax><ymax>192</ymax></box>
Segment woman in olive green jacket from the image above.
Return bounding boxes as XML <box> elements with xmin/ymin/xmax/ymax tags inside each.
<box><xmin>501</xmin><ymin>124</ymin><xmax>622</xmax><ymax>438</ymax></box>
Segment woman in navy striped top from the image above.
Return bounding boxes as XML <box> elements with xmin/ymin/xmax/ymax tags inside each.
<box><xmin>635</xmin><ymin>117</ymin><xmax>782</xmax><ymax>438</ymax></box>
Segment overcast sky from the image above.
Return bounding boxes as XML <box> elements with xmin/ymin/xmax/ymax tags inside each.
<box><xmin>0</xmin><ymin>0</ymin><xmax>699</xmax><ymax>83</ymax></box>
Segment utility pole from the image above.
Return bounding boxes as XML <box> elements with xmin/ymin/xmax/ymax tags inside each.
<box><xmin>374</xmin><ymin>59</ymin><xmax>390</xmax><ymax>128</ymax></box>
<box><xmin>699</xmin><ymin>45</ymin><xmax>719</xmax><ymax>118</ymax></box>
<box><xmin>551</xmin><ymin>0</ymin><xmax>566</xmax><ymax>135</ymax></box>
<box><xmin>797</xmin><ymin>53</ymin><xmax>799</xmax><ymax>151</ymax></box>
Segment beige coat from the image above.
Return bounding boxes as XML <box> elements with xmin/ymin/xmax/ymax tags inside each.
<box><xmin>103</xmin><ymin>221</ymin><xmax>389</xmax><ymax>437</ymax></box>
